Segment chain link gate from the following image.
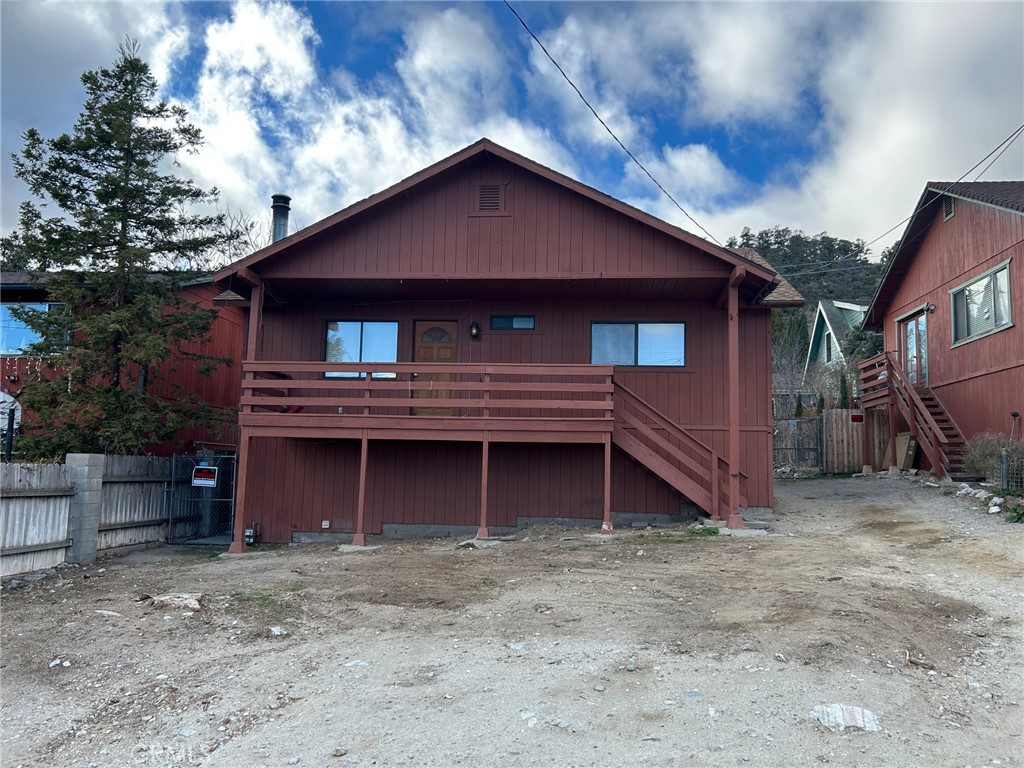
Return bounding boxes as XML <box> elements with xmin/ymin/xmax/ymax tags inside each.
<box><xmin>166</xmin><ymin>452</ymin><xmax>237</xmax><ymax>544</ymax></box>
<box><xmin>773</xmin><ymin>417</ymin><xmax>822</xmax><ymax>470</ymax></box>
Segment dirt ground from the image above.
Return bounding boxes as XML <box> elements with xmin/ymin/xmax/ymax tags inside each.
<box><xmin>2</xmin><ymin>474</ymin><xmax>1022</xmax><ymax>768</ymax></box>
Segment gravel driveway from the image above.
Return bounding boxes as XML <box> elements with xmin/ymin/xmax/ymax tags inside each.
<box><xmin>2</xmin><ymin>474</ymin><xmax>1022</xmax><ymax>768</ymax></box>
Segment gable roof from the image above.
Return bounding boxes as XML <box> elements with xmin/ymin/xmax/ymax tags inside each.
<box><xmin>864</xmin><ymin>180</ymin><xmax>1024</xmax><ymax>326</ymax></box>
<box><xmin>934</xmin><ymin>181</ymin><xmax>1024</xmax><ymax>213</ymax></box>
<box><xmin>803</xmin><ymin>299</ymin><xmax>868</xmax><ymax>380</ymax></box>
<box><xmin>215</xmin><ymin>138</ymin><xmax>791</xmax><ymax>302</ymax></box>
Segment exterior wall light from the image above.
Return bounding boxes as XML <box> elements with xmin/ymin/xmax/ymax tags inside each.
<box><xmin>470</xmin><ymin>321</ymin><xmax>481</xmax><ymax>341</ymax></box>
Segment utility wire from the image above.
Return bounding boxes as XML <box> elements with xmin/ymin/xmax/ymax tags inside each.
<box><xmin>974</xmin><ymin>123</ymin><xmax>1024</xmax><ymax>181</ymax></box>
<box><xmin>741</xmin><ymin>123</ymin><xmax>1019</xmax><ymax>282</ymax></box>
<box><xmin>506</xmin><ymin>0</ymin><xmax>1021</xmax><ymax>278</ymax></box>
<box><xmin>503</xmin><ymin>0</ymin><xmax>722</xmax><ymax>246</ymax></box>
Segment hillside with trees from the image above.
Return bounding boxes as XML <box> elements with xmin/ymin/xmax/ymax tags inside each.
<box><xmin>728</xmin><ymin>227</ymin><xmax>889</xmax><ymax>413</ymax></box>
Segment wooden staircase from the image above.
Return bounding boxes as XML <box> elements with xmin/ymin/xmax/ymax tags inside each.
<box><xmin>612</xmin><ymin>382</ymin><xmax>745</xmax><ymax>520</ymax></box>
<box><xmin>858</xmin><ymin>352</ymin><xmax>971</xmax><ymax>480</ymax></box>
<box><xmin>916</xmin><ymin>388</ymin><xmax>971</xmax><ymax>479</ymax></box>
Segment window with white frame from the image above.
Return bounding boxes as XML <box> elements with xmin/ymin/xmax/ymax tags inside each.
<box><xmin>951</xmin><ymin>262</ymin><xmax>1011</xmax><ymax>345</ymax></box>
<box><xmin>591</xmin><ymin>322</ymin><xmax>685</xmax><ymax>367</ymax></box>
<box><xmin>325</xmin><ymin>321</ymin><xmax>399</xmax><ymax>377</ymax></box>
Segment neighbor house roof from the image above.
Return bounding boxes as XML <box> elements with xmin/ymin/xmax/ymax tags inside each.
<box><xmin>803</xmin><ymin>298</ymin><xmax>868</xmax><ymax>381</ymax></box>
<box><xmin>215</xmin><ymin>138</ymin><xmax>800</xmax><ymax>306</ymax></box>
<box><xmin>731</xmin><ymin>248</ymin><xmax>803</xmax><ymax>307</ymax></box>
<box><xmin>864</xmin><ymin>180</ymin><xmax>1024</xmax><ymax>326</ymax></box>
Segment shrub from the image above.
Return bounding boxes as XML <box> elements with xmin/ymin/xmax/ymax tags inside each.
<box><xmin>963</xmin><ymin>432</ymin><xmax>1024</xmax><ymax>490</ymax></box>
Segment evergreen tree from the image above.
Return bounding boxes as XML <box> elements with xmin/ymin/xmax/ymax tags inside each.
<box><xmin>838</xmin><ymin>371</ymin><xmax>851</xmax><ymax>409</ymax></box>
<box><xmin>727</xmin><ymin>226</ymin><xmax>885</xmax><ymax>307</ymax></box>
<box><xmin>2</xmin><ymin>39</ymin><xmax>242</xmax><ymax>458</ymax></box>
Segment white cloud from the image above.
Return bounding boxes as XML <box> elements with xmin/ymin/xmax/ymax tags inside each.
<box><xmin>2</xmin><ymin>0</ymin><xmax>1020</xmax><ymax>260</ymax></box>
<box><xmin>619</xmin><ymin>2</ymin><xmax>1023</xmax><ymax>253</ymax></box>
<box><xmin>396</xmin><ymin>8</ymin><xmax>510</xmax><ymax>133</ymax></box>
<box><xmin>0</xmin><ymin>0</ymin><xmax>189</xmax><ymax>233</ymax></box>
<box><xmin>673</xmin><ymin>3</ymin><xmax>830</xmax><ymax>127</ymax></box>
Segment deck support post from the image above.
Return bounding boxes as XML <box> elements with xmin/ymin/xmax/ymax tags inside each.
<box><xmin>353</xmin><ymin>431</ymin><xmax>369</xmax><ymax>546</ymax></box>
<box><xmin>601</xmin><ymin>434</ymin><xmax>613</xmax><ymax>533</ymax></box>
<box><xmin>228</xmin><ymin>430</ymin><xmax>252</xmax><ymax>553</ymax></box>
<box><xmin>887</xmin><ymin>355</ymin><xmax>898</xmax><ymax>471</ymax></box>
<box><xmin>477</xmin><ymin>434</ymin><xmax>490</xmax><ymax>539</ymax></box>
<box><xmin>726</xmin><ymin>269</ymin><xmax>744</xmax><ymax>529</ymax></box>
<box><xmin>862</xmin><ymin>406</ymin><xmax>874</xmax><ymax>474</ymax></box>
<box><xmin>229</xmin><ymin>280</ymin><xmax>265</xmax><ymax>554</ymax></box>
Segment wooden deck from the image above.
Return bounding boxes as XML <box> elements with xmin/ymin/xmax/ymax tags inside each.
<box><xmin>231</xmin><ymin>360</ymin><xmax>747</xmax><ymax>550</ymax></box>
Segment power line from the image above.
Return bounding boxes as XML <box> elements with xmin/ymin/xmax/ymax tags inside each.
<box><xmin>743</xmin><ymin>123</ymin><xmax>1024</xmax><ymax>281</ymax></box>
<box><xmin>506</xmin><ymin>0</ymin><xmax>1022</xmax><ymax>280</ymax></box>
<box><xmin>503</xmin><ymin>0</ymin><xmax>722</xmax><ymax>246</ymax></box>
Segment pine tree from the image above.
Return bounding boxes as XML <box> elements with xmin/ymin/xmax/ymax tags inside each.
<box><xmin>2</xmin><ymin>39</ymin><xmax>242</xmax><ymax>458</ymax></box>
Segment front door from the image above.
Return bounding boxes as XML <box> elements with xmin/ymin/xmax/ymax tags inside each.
<box><xmin>901</xmin><ymin>311</ymin><xmax>928</xmax><ymax>386</ymax></box>
<box><xmin>413</xmin><ymin>321</ymin><xmax>458</xmax><ymax>415</ymax></box>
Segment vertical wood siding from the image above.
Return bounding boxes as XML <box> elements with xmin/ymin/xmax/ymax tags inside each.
<box><xmin>883</xmin><ymin>199</ymin><xmax>1024</xmax><ymax>443</ymax></box>
<box><xmin>243</xmin><ymin>299</ymin><xmax>773</xmax><ymax>538</ymax></box>
<box><xmin>260</xmin><ymin>155</ymin><xmax>730</xmax><ymax>280</ymax></box>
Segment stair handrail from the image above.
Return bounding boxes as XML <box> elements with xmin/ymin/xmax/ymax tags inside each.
<box><xmin>613</xmin><ymin>381</ymin><xmax>746</xmax><ymax>516</ymax></box>
<box><xmin>884</xmin><ymin>351</ymin><xmax>949</xmax><ymax>475</ymax></box>
<box><xmin>613</xmin><ymin>381</ymin><xmax>720</xmax><ymax>463</ymax></box>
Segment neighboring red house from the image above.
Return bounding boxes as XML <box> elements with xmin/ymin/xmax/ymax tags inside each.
<box><xmin>860</xmin><ymin>181</ymin><xmax>1024</xmax><ymax>477</ymax></box>
<box><xmin>0</xmin><ymin>274</ymin><xmax>245</xmax><ymax>456</ymax></box>
<box><xmin>214</xmin><ymin>139</ymin><xmax>801</xmax><ymax>549</ymax></box>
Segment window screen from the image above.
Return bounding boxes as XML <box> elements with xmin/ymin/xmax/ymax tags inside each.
<box><xmin>592</xmin><ymin>322</ymin><xmax>684</xmax><ymax>366</ymax></box>
<box><xmin>951</xmin><ymin>265</ymin><xmax>1011</xmax><ymax>344</ymax></box>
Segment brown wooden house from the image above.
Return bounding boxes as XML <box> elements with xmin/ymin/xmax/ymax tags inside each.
<box><xmin>0</xmin><ymin>274</ymin><xmax>245</xmax><ymax>455</ymax></box>
<box><xmin>214</xmin><ymin>139</ymin><xmax>801</xmax><ymax>549</ymax></box>
<box><xmin>860</xmin><ymin>181</ymin><xmax>1024</xmax><ymax>477</ymax></box>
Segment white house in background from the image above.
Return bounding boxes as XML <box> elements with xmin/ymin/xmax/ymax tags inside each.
<box><xmin>803</xmin><ymin>299</ymin><xmax>868</xmax><ymax>383</ymax></box>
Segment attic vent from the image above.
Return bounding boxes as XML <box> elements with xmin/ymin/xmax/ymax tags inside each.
<box><xmin>943</xmin><ymin>195</ymin><xmax>955</xmax><ymax>221</ymax></box>
<box><xmin>479</xmin><ymin>184</ymin><xmax>502</xmax><ymax>212</ymax></box>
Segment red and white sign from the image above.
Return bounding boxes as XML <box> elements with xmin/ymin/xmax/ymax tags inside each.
<box><xmin>191</xmin><ymin>466</ymin><xmax>218</xmax><ymax>487</ymax></box>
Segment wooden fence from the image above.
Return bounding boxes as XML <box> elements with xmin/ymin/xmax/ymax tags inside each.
<box><xmin>1</xmin><ymin>455</ymin><xmax>171</xmax><ymax>578</ymax></box>
<box><xmin>821</xmin><ymin>409</ymin><xmax>891</xmax><ymax>473</ymax></box>
<box><xmin>0</xmin><ymin>463</ymin><xmax>74</xmax><ymax>576</ymax></box>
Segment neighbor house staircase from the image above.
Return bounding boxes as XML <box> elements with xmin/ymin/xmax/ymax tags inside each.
<box><xmin>611</xmin><ymin>382</ymin><xmax>746</xmax><ymax>520</ymax></box>
<box><xmin>858</xmin><ymin>352</ymin><xmax>970</xmax><ymax>480</ymax></box>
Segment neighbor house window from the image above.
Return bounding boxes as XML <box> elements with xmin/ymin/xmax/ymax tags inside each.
<box><xmin>490</xmin><ymin>315</ymin><xmax>535</xmax><ymax>330</ymax></box>
<box><xmin>325</xmin><ymin>321</ymin><xmax>399</xmax><ymax>378</ymax></box>
<box><xmin>591</xmin><ymin>322</ymin><xmax>685</xmax><ymax>366</ymax></box>
<box><xmin>824</xmin><ymin>331</ymin><xmax>833</xmax><ymax>363</ymax></box>
<box><xmin>1</xmin><ymin>303</ymin><xmax>51</xmax><ymax>356</ymax></box>
<box><xmin>951</xmin><ymin>262</ymin><xmax>1011</xmax><ymax>345</ymax></box>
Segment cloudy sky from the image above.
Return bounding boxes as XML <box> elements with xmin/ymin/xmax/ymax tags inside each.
<box><xmin>2</xmin><ymin>1</ymin><xmax>1022</xmax><ymax>257</ymax></box>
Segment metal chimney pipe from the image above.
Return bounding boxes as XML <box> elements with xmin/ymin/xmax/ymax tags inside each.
<box><xmin>271</xmin><ymin>194</ymin><xmax>291</xmax><ymax>243</ymax></box>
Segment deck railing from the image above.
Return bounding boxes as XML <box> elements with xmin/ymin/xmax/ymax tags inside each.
<box><xmin>858</xmin><ymin>351</ymin><xmax>950</xmax><ymax>476</ymax></box>
<box><xmin>857</xmin><ymin>352</ymin><xmax>891</xmax><ymax>410</ymax></box>
<box><xmin>240</xmin><ymin>361</ymin><xmax>615</xmax><ymax>421</ymax></box>
<box><xmin>612</xmin><ymin>382</ymin><xmax>744</xmax><ymax>518</ymax></box>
